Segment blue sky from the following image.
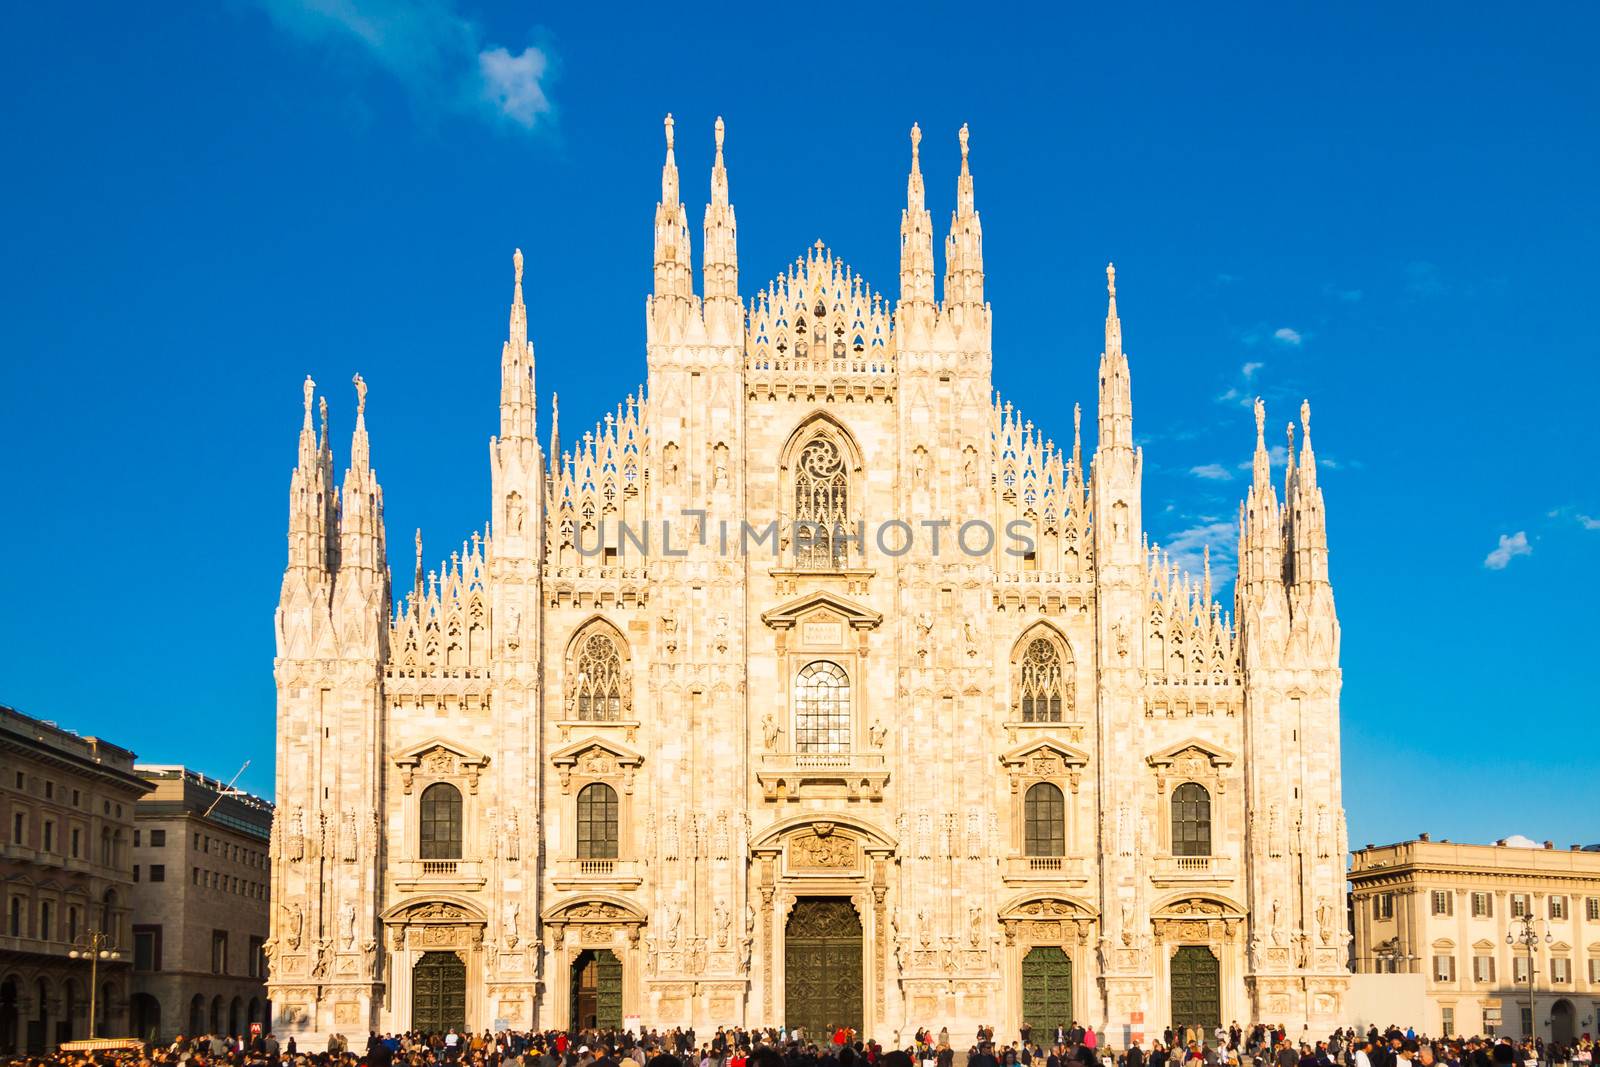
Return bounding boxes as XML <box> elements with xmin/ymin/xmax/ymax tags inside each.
<box><xmin>2</xmin><ymin>2</ymin><xmax>1596</xmax><ymax>848</ymax></box>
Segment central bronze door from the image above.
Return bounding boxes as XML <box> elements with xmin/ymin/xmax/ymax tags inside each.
<box><xmin>1169</xmin><ymin>945</ymin><xmax>1221</xmax><ymax>1036</ymax></box>
<box><xmin>412</xmin><ymin>951</ymin><xmax>467</xmax><ymax>1033</ymax></box>
<box><xmin>1021</xmin><ymin>946</ymin><xmax>1073</xmax><ymax>1034</ymax></box>
<box><xmin>571</xmin><ymin>949</ymin><xmax>623</xmax><ymax>1030</ymax></box>
<box><xmin>785</xmin><ymin>897</ymin><xmax>863</xmax><ymax>1039</ymax></box>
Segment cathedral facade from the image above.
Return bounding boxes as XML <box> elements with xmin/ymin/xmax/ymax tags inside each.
<box><xmin>266</xmin><ymin>118</ymin><xmax>1349</xmax><ymax>1042</ymax></box>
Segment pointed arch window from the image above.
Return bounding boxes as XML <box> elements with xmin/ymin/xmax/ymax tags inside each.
<box><xmin>576</xmin><ymin>783</ymin><xmax>619</xmax><ymax>859</ymax></box>
<box><xmin>793</xmin><ymin>660</ymin><xmax>851</xmax><ymax>753</ymax></box>
<box><xmin>1024</xmin><ymin>782</ymin><xmax>1066</xmax><ymax>857</ymax></box>
<box><xmin>419</xmin><ymin>783</ymin><xmax>463</xmax><ymax>860</ymax></box>
<box><xmin>1171</xmin><ymin>782</ymin><xmax>1212</xmax><ymax>857</ymax></box>
<box><xmin>1014</xmin><ymin>632</ymin><xmax>1073</xmax><ymax>722</ymax></box>
<box><xmin>573</xmin><ymin>630</ymin><xmax>626</xmax><ymax>721</ymax></box>
<box><xmin>794</xmin><ymin>435</ymin><xmax>850</xmax><ymax>569</ymax></box>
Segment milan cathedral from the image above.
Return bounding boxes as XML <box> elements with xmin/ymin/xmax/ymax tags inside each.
<box><xmin>267</xmin><ymin>117</ymin><xmax>1349</xmax><ymax>1042</ymax></box>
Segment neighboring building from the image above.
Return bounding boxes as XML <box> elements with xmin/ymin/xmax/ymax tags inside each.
<box><xmin>268</xmin><ymin>120</ymin><xmax>1350</xmax><ymax>1041</ymax></box>
<box><xmin>0</xmin><ymin>705</ymin><xmax>149</xmax><ymax>1054</ymax></box>
<box><xmin>1348</xmin><ymin>835</ymin><xmax>1600</xmax><ymax>1043</ymax></box>
<box><xmin>127</xmin><ymin>765</ymin><xmax>273</xmax><ymax>1042</ymax></box>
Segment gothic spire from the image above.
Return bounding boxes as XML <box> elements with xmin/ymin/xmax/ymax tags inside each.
<box><xmin>339</xmin><ymin>374</ymin><xmax>386</xmax><ymax>578</ymax></box>
<box><xmin>285</xmin><ymin>376</ymin><xmax>334</xmax><ymax>577</ymax></box>
<box><xmin>943</xmin><ymin>123</ymin><xmax>984</xmax><ymax>310</ymax></box>
<box><xmin>500</xmin><ymin>248</ymin><xmax>537</xmax><ymax>442</ymax></box>
<box><xmin>1096</xmin><ymin>264</ymin><xmax>1133</xmax><ymax>452</ymax></box>
<box><xmin>652</xmin><ymin>113</ymin><xmax>694</xmax><ymax>311</ymax></box>
<box><xmin>702</xmin><ymin>116</ymin><xmax>740</xmax><ymax>333</ymax></box>
<box><xmin>549</xmin><ymin>392</ymin><xmax>561</xmax><ymax>478</ymax></box>
<box><xmin>898</xmin><ymin>123</ymin><xmax>936</xmax><ymax>314</ymax></box>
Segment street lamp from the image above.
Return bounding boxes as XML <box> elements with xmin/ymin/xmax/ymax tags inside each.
<box><xmin>1506</xmin><ymin>913</ymin><xmax>1551</xmax><ymax>1039</ymax></box>
<box><xmin>68</xmin><ymin>929</ymin><xmax>121</xmax><ymax>1039</ymax></box>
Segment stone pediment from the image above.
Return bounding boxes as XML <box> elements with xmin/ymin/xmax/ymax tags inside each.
<box><xmin>1146</xmin><ymin>737</ymin><xmax>1237</xmax><ymax>770</ymax></box>
<box><xmin>999</xmin><ymin>894</ymin><xmax>1098</xmax><ymax>921</ymax></box>
<box><xmin>1473</xmin><ymin>938</ymin><xmax>1497</xmax><ymax>951</ymax></box>
<box><xmin>1154</xmin><ymin>894</ymin><xmax>1245</xmax><ymax>920</ymax></box>
<box><xmin>550</xmin><ymin>737</ymin><xmax>644</xmax><ymax>794</ymax></box>
<box><xmin>1000</xmin><ymin>738</ymin><xmax>1091</xmax><ymax>772</ymax></box>
<box><xmin>392</xmin><ymin>737</ymin><xmax>490</xmax><ymax>794</ymax></box>
<box><xmin>550</xmin><ymin>736</ymin><xmax>644</xmax><ymax>770</ymax></box>
<box><xmin>381</xmin><ymin>896</ymin><xmax>486</xmax><ymax>924</ymax></box>
<box><xmin>761</xmin><ymin>589</ymin><xmax>883</xmax><ymax>632</ymax></box>
<box><xmin>541</xmin><ymin>895</ymin><xmax>647</xmax><ymax>926</ymax></box>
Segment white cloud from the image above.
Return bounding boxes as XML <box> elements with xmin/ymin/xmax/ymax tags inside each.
<box><xmin>1578</xmin><ymin>514</ymin><xmax>1600</xmax><ymax>531</ymax></box>
<box><xmin>1273</xmin><ymin>327</ymin><xmax>1303</xmax><ymax>346</ymax></box>
<box><xmin>1160</xmin><ymin>520</ymin><xmax>1238</xmax><ymax>589</ymax></box>
<box><xmin>1483</xmin><ymin>531</ymin><xmax>1531</xmax><ymax>570</ymax></box>
<box><xmin>479</xmin><ymin>46</ymin><xmax>552</xmax><ymax>127</ymax></box>
<box><xmin>256</xmin><ymin>0</ymin><xmax>554</xmax><ymax>131</ymax></box>
<box><xmin>1189</xmin><ymin>463</ymin><xmax>1232</xmax><ymax>481</ymax></box>
<box><xmin>1236</xmin><ymin>443</ymin><xmax>1288</xmax><ymax>471</ymax></box>
<box><xmin>1502</xmin><ymin>833</ymin><xmax>1539</xmax><ymax>849</ymax></box>
<box><xmin>1241</xmin><ymin>361</ymin><xmax>1264</xmax><ymax>380</ymax></box>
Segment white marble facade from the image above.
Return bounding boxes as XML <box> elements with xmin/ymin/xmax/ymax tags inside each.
<box><xmin>266</xmin><ymin>118</ymin><xmax>1349</xmax><ymax>1042</ymax></box>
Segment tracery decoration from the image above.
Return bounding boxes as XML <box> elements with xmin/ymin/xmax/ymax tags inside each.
<box><xmin>1012</xmin><ymin>628</ymin><xmax>1074</xmax><ymax>722</ymax></box>
<box><xmin>794</xmin><ymin>436</ymin><xmax>850</xmax><ymax>569</ymax></box>
<box><xmin>566</xmin><ymin>621</ymin><xmax>632</xmax><ymax>721</ymax></box>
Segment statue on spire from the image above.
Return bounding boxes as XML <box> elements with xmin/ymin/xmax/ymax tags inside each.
<box><xmin>664</xmin><ymin>112</ymin><xmax>675</xmax><ymax>151</ymax></box>
<box><xmin>1254</xmin><ymin>396</ymin><xmax>1265</xmax><ymax>440</ymax></box>
<box><xmin>959</xmin><ymin>122</ymin><xmax>970</xmax><ymax>166</ymax></box>
<box><xmin>302</xmin><ymin>376</ymin><xmax>316</xmax><ymax>420</ymax></box>
<box><xmin>514</xmin><ymin>247</ymin><xmax>524</xmax><ymax>288</ymax></box>
<box><xmin>353</xmin><ymin>373</ymin><xmax>367</xmax><ymax>416</ymax></box>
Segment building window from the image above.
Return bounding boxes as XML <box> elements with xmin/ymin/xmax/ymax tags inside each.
<box><xmin>1170</xmin><ymin>783</ymin><xmax>1212</xmax><ymax>857</ymax></box>
<box><xmin>70</xmin><ymin>826</ymin><xmax>80</xmax><ymax>858</ymax></box>
<box><xmin>1520</xmin><ymin>1007</ymin><xmax>1533</xmax><ymax>1035</ymax></box>
<box><xmin>419</xmin><ymin>782</ymin><xmax>463</xmax><ymax>859</ymax></box>
<box><xmin>8</xmin><ymin>896</ymin><xmax>22</xmax><ymax>937</ymax></box>
<box><xmin>71</xmin><ymin>789</ymin><xmax>79</xmax><ymax>807</ymax></box>
<box><xmin>1511</xmin><ymin>893</ymin><xmax>1530</xmax><ymax>918</ymax></box>
<box><xmin>1433</xmin><ymin>954</ymin><xmax>1456</xmax><ymax>981</ymax></box>
<box><xmin>133</xmin><ymin>925</ymin><xmax>162</xmax><ymax>972</ymax></box>
<box><xmin>1551</xmin><ymin>957</ymin><xmax>1570</xmax><ymax>982</ymax></box>
<box><xmin>134</xmin><ymin>829</ymin><xmax>141</xmax><ymax>847</ymax></box>
<box><xmin>794</xmin><ymin>434</ymin><xmax>850</xmax><ymax>568</ymax></box>
<box><xmin>573</xmin><ymin>631</ymin><xmax>626</xmax><ymax>721</ymax></box>
<box><xmin>150</xmin><ymin>829</ymin><xmax>165</xmax><ymax>848</ymax></box>
<box><xmin>12</xmin><ymin>771</ymin><xmax>21</xmax><ymax>789</ymax></box>
<box><xmin>133</xmin><ymin>865</ymin><xmax>140</xmax><ymax>882</ymax></box>
<box><xmin>149</xmin><ymin>864</ymin><xmax>165</xmax><ymax>883</ymax></box>
<box><xmin>1441</xmin><ymin>1007</ymin><xmax>1454</xmax><ymax>1037</ymax></box>
<box><xmin>1586</xmin><ymin>897</ymin><xmax>1599</xmax><ymax>921</ymax></box>
<box><xmin>248</xmin><ymin>936</ymin><xmax>265</xmax><ymax>978</ymax></box>
<box><xmin>1431</xmin><ymin>890</ymin><xmax>1452</xmax><ymax>916</ymax></box>
<box><xmin>1588</xmin><ymin>958</ymin><xmax>1600</xmax><ymax>983</ymax></box>
<box><xmin>1482</xmin><ymin>1006</ymin><xmax>1501</xmax><ymax>1037</ymax></box>
<box><xmin>44</xmin><ymin>781</ymin><xmax>53</xmax><ymax>800</ymax></box>
<box><xmin>1023</xmin><ymin>782</ymin><xmax>1066</xmax><ymax>857</ymax></box>
<box><xmin>1471</xmin><ymin>892</ymin><xmax>1492</xmax><ymax>918</ymax></box>
<box><xmin>11</xmin><ymin>811</ymin><xmax>23</xmax><ymax>845</ymax></box>
<box><xmin>39</xmin><ymin>901</ymin><xmax>52</xmax><ymax>941</ymax></box>
<box><xmin>67</xmin><ymin>906</ymin><xmax>78</xmax><ymax>940</ymax></box>
<box><xmin>1473</xmin><ymin>955</ymin><xmax>1495</xmax><ymax>982</ymax></box>
<box><xmin>1513</xmin><ymin>956</ymin><xmax>1530</xmax><ymax>983</ymax></box>
<box><xmin>576</xmin><ymin>783</ymin><xmax>619</xmax><ymax>860</ymax></box>
<box><xmin>211</xmin><ymin>930</ymin><xmax>228</xmax><ymax>974</ymax></box>
<box><xmin>1374</xmin><ymin>894</ymin><xmax>1395</xmax><ymax>920</ymax></box>
<box><xmin>793</xmin><ymin>660</ymin><xmax>851</xmax><ymax>753</ymax></box>
<box><xmin>1017</xmin><ymin>637</ymin><xmax>1067</xmax><ymax>722</ymax></box>
<box><xmin>42</xmin><ymin>821</ymin><xmax>54</xmax><ymax>854</ymax></box>
<box><xmin>1549</xmin><ymin>896</ymin><xmax>1568</xmax><ymax>920</ymax></box>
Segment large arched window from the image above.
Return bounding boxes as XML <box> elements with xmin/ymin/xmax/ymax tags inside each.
<box><xmin>1024</xmin><ymin>782</ymin><xmax>1066</xmax><ymax>857</ymax></box>
<box><xmin>576</xmin><ymin>783</ymin><xmax>619</xmax><ymax>860</ymax></box>
<box><xmin>794</xmin><ymin>435</ymin><xmax>850</xmax><ymax>568</ymax></box>
<box><xmin>419</xmin><ymin>783</ymin><xmax>463</xmax><ymax>860</ymax></box>
<box><xmin>793</xmin><ymin>660</ymin><xmax>851</xmax><ymax>753</ymax></box>
<box><xmin>574</xmin><ymin>632</ymin><xmax>625</xmax><ymax>721</ymax></box>
<box><xmin>1019</xmin><ymin>638</ymin><xmax>1066</xmax><ymax>722</ymax></box>
<box><xmin>1171</xmin><ymin>782</ymin><xmax>1212</xmax><ymax>857</ymax></box>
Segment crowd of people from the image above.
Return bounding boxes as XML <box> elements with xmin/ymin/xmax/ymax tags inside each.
<box><xmin>2</xmin><ymin>1022</ymin><xmax>1594</xmax><ymax>1067</ymax></box>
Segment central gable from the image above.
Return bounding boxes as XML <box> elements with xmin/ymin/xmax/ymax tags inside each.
<box><xmin>747</xmin><ymin>242</ymin><xmax>893</xmax><ymax>370</ymax></box>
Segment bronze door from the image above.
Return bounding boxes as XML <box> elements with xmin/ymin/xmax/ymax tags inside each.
<box><xmin>1169</xmin><ymin>945</ymin><xmax>1221</xmax><ymax>1035</ymax></box>
<box><xmin>1021</xmin><ymin>946</ymin><xmax>1073</xmax><ymax>1035</ymax></box>
<box><xmin>785</xmin><ymin>897</ymin><xmax>863</xmax><ymax>1039</ymax></box>
<box><xmin>412</xmin><ymin>951</ymin><xmax>467</xmax><ymax>1033</ymax></box>
<box><xmin>571</xmin><ymin>949</ymin><xmax>623</xmax><ymax>1030</ymax></box>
